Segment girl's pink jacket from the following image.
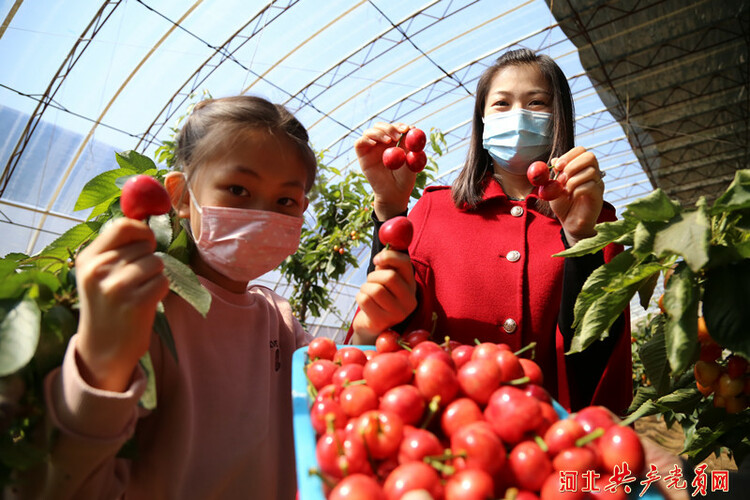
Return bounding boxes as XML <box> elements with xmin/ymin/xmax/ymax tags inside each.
<box><xmin>36</xmin><ymin>276</ymin><xmax>310</xmax><ymax>499</ymax></box>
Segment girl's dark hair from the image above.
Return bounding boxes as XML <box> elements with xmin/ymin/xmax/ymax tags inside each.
<box><xmin>452</xmin><ymin>48</ymin><xmax>575</xmax><ymax>208</ymax></box>
<box><xmin>174</xmin><ymin>95</ymin><xmax>317</xmax><ymax>192</ymax></box>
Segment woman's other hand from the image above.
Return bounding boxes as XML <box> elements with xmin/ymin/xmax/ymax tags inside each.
<box><xmin>351</xmin><ymin>249</ymin><xmax>417</xmax><ymax>344</ymax></box>
<box><xmin>549</xmin><ymin>146</ymin><xmax>605</xmax><ymax>247</ymax></box>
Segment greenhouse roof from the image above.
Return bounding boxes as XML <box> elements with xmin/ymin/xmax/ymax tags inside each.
<box><xmin>1</xmin><ymin>0</ymin><xmax>747</xmax><ymax>337</ymax></box>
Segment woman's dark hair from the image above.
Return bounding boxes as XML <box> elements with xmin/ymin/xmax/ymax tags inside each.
<box><xmin>174</xmin><ymin>95</ymin><xmax>317</xmax><ymax>192</ymax></box>
<box><xmin>452</xmin><ymin>48</ymin><xmax>575</xmax><ymax>208</ymax></box>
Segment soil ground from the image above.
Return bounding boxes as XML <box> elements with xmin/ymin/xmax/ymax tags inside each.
<box><xmin>635</xmin><ymin>415</ymin><xmax>738</xmax><ymax>471</ymax></box>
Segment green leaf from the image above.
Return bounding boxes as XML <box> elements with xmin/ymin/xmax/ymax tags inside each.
<box><xmin>663</xmin><ymin>265</ymin><xmax>700</xmax><ymax>374</ymax></box>
<box><xmin>0</xmin><ymin>259</ymin><xmax>18</xmax><ymax>280</ymax></box>
<box><xmin>157</xmin><ymin>252</ymin><xmax>211</xmax><ymax>317</ymax></box>
<box><xmin>554</xmin><ymin>219</ymin><xmax>637</xmax><ymax>258</ymax></box>
<box><xmin>138</xmin><ymin>351</ymin><xmax>157</xmax><ymax>410</ymax></box>
<box><xmin>569</xmin><ymin>252</ymin><xmax>641</xmax><ymax>353</ymax></box>
<box><xmin>626</xmin><ymin>386</ymin><xmax>659</xmax><ymax>415</ymax></box>
<box><xmin>149</xmin><ymin>214</ymin><xmax>173</xmax><ymax>250</ymax></box>
<box><xmin>702</xmin><ymin>259</ymin><xmax>750</xmax><ymax>359</ymax></box>
<box><xmin>632</xmin><ymin>221</ymin><xmax>659</xmax><ymax>260</ymax></box>
<box><xmin>711</xmin><ymin>169</ymin><xmax>750</xmax><ymax>215</ymax></box>
<box><xmin>656</xmin><ymin>387</ymin><xmax>703</xmax><ymax>413</ymax></box>
<box><xmin>166</xmin><ymin>225</ymin><xmax>191</xmax><ymax>265</ymax></box>
<box><xmin>38</xmin><ymin>222</ymin><xmax>102</xmax><ymax>272</ymax></box>
<box><xmin>637</xmin><ymin>269</ymin><xmax>660</xmax><ymax>310</ymax></box>
<box><xmin>153</xmin><ymin>305</ymin><xmax>178</xmax><ymax>364</ymax></box>
<box><xmin>0</xmin><ymin>298</ymin><xmax>41</xmax><ymax>377</ymax></box>
<box><xmin>74</xmin><ymin>168</ymin><xmax>136</xmax><ymax>211</ymax></box>
<box><xmin>639</xmin><ymin>324</ymin><xmax>671</xmax><ymax>395</ymax></box>
<box><xmin>622</xmin><ymin>188</ymin><xmax>681</xmax><ymax>222</ymax></box>
<box><xmin>115</xmin><ymin>150</ymin><xmax>157</xmax><ymax>173</ymax></box>
<box><xmin>652</xmin><ymin>200</ymin><xmax>711</xmax><ymax>273</ymax></box>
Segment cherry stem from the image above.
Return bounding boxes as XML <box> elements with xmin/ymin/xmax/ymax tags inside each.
<box><xmin>506</xmin><ymin>376</ymin><xmax>531</xmax><ymax>386</ymax></box>
<box><xmin>514</xmin><ymin>341</ymin><xmax>537</xmax><ymax>358</ymax></box>
<box><xmin>534</xmin><ymin>434</ymin><xmax>549</xmax><ymax>453</ymax></box>
<box><xmin>303</xmin><ymin>365</ymin><xmax>318</xmax><ymax>401</ymax></box>
<box><xmin>575</xmin><ymin>427</ymin><xmax>605</xmax><ymax>447</ymax></box>
<box><xmin>424</xmin><ymin>457</ymin><xmax>455</xmax><ymax>476</ymax></box>
<box><xmin>308</xmin><ymin>467</ymin><xmax>335</xmax><ymax>489</ymax></box>
<box><xmin>397</xmin><ymin>339</ymin><xmax>413</xmax><ymax>351</ymax></box>
<box><xmin>429</xmin><ymin>312</ymin><xmax>438</xmax><ymax>337</ymax></box>
<box><xmin>420</xmin><ymin>395</ymin><xmax>442</xmax><ymax>430</ymax></box>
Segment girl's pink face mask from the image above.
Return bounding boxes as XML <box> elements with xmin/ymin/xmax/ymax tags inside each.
<box><xmin>188</xmin><ymin>183</ymin><xmax>303</xmax><ymax>283</ymax></box>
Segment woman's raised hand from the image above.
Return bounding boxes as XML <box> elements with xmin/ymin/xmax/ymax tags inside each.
<box><xmin>355</xmin><ymin>122</ymin><xmax>418</xmax><ymax>221</ymax></box>
<box><xmin>351</xmin><ymin>249</ymin><xmax>418</xmax><ymax>345</ymax></box>
<box><xmin>75</xmin><ymin>218</ymin><xmax>170</xmax><ymax>392</ymax></box>
<box><xmin>549</xmin><ymin>146</ymin><xmax>605</xmax><ymax>247</ymax></box>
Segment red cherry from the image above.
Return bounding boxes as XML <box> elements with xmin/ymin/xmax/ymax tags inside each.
<box><xmin>331</xmin><ymin>363</ymin><xmax>365</xmax><ymax>388</ymax></box>
<box><xmin>405</xmin><ymin>150</ymin><xmax>427</xmax><ymax>173</ymax></box>
<box><xmin>539</xmin><ymin>179</ymin><xmax>564</xmax><ymax>201</ymax></box>
<box><xmin>397</xmin><ymin>426</ymin><xmax>443</xmax><ymax>464</ymax></box>
<box><xmin>519</xmin><ymin>358</ymin><xmax>544</xmax><ymax>386</ymax></box>
<box><xmin>328</xmin><ymin>473</ymin><xmax>385</xmax><ymax>500</ymax></box>
<box><xmin>376</xmin><ymin>330</ymin><xmax>402</xmax><ymax>353</ymax></box>
<box><xmin>543</xmin><ymin>418</ymin><xmax>587</xmax><ymax>457</ymax></box>
<box><xmin>451</xmin><ymin>421</ymin><xmax>507</xmax><ymax>475</ymax></box>
<box><xmin>333</xmin><ymin>346</ymin><xmax>368</xmax><ymax>366</ymax></box>
<box><xmin>444</xmin><ymin>469</ymin><xmax>495</xmax><ymax>500</ymax></box>
<box><xmin>339</xmin><ymin>384</ymin><xmax>378</xmax><ymax>418</ymax></box>
<box><xmin>404</xmin><ymin>128</ymin><xmax>427</xmax><ymax>152</ymax></box>
<box><xmin>598</xmin><ymin>425</ymin><xmax>645</xmax><ymax>477</ymax></box>
<box><xmin>402</xmin><ymin>328</ymin><xmax>430</xmax><ymax>347</ymax></box>
<box><xmin>527</xmin><ymin>161</ymin><xmax>551</xmax><ymax>187</ymax></box>
<box><xmin>451</xmin><ymin>344</ymin><xmax>475</xmax><ymax>370</ymax></box>
<box><xmin>382</xmin><ymin>146</ymin><xmax>407</xmax><ymax>170</ymax></box>
<box><xmin>457</xmin><ymin>359</ymin><xmax>501</xmax><ymax>405</ymax></box>
<box><xmin>484</xmin><ymin>386</ymin><xmax>544</xmax><ymax>445</ymax></box>
<box><xmin>351</xmin><ymin>410</ymin><xmax>404</xmax><ymax>460</ymax></box>
<box><xmin>414</xmin><ymin>357</ymin><xmax>459</xmax><ymax>407</ymax></box>
<box><xmin>363</xmin><ymin>352</ymin><xmax>413</xmax><ymax>396</ymax></box>
<box><xmin>306</xmin><ymin>359</ymin><xmax>338</xmax><ymax>390</ymax></box>
<box><xmin>508</xmin><ymin>440</ymin><xmax>552</xmax><ymax>492</ymax></box>
<box><xmin>120</xmin><ymin>175</ymin><xmax>171</xmax><ymax>220</ymax></box>
<box><xmin>307</xmin><ymin>337</ymin><xmax>337</xmax><ymax>361</ymax></box>
<box><xmin>441</xmin><ymin>397</ymin><xmax>484</xmax><ymax>438</ymax></box>
<box><xmin>380</xmin><ymin>384</ymin><xmax>425</xmax><ymax>426</ymax></box>
<box><xmin>573</xmin><ymin>406</ymin><xmax>616</xmax><ymax>434</ymax></box>
<box><xmin>378</xmin><ymin>216</ymin><xmax>414</xmax><ymax>251</ymax></box>
<box><xmin>383</xmin><ymin>462</ymin><xmax>443</xmax><ymax>500</ymax></box>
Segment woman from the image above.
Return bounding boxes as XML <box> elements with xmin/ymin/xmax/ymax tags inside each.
<box><xmin>349</xmin><ymin>48</ymin><xmax>631</xmax><ymax>414</ymax></box>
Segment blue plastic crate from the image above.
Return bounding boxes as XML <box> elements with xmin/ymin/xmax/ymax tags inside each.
<box><xmin>291</xmin><ymin>345</ymin><xmax>662</xmax><ymax>500</ymax></box>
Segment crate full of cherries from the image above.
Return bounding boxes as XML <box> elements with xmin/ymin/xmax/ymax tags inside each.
<box><xmin>291</xmin><ymin>333</ymin><xmax>652</xmax><ymax>500</ymax></box>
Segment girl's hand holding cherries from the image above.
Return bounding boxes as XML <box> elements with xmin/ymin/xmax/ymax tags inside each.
<box><xmin>75</xmin><ymin>174</ymin><xmax>172</xmax><ymax>392</ymax></box>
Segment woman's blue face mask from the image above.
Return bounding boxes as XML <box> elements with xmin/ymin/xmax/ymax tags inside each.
<box><xmin>482</xmin><ymin>109</ymin><xmax>553</xmax><ymax>175</ymax></box>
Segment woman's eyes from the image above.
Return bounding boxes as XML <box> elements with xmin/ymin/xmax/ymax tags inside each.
<box><xmin>278</xmin><ymin>197</ymin><xmax>298</xmax><ymax>207</ymax></box>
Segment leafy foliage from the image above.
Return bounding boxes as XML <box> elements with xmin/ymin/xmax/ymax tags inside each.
<box><xmin>0</xmin><ymin>151</ymin><xmax>210</xmax><ymax>484</ymax></box>
<box><xmin>556</xmin><ymin>170</ymin><xmax>750</xmax><ymax>466</ymax></box>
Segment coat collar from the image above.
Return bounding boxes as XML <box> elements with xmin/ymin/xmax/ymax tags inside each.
<box><xmin>478</xmin><ymin>174</ymin><xmax>541</xmax><ymax>205</ymax></box>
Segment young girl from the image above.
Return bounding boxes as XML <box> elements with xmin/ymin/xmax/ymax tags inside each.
<box><xmin>34</xmin><ymin>96</ymin><xmax>317</xmax><ymax>499</ymax></box>
<box><xmin>350</xmin><ymin>48</ymin><xmax>632</xmax><ymax>415</ymax></box>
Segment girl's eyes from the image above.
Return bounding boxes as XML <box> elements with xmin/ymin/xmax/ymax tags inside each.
<box><xmin>228</xmin><ymin>185</ymin><xmax>249</xmax><ymax>196</ymax></box>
